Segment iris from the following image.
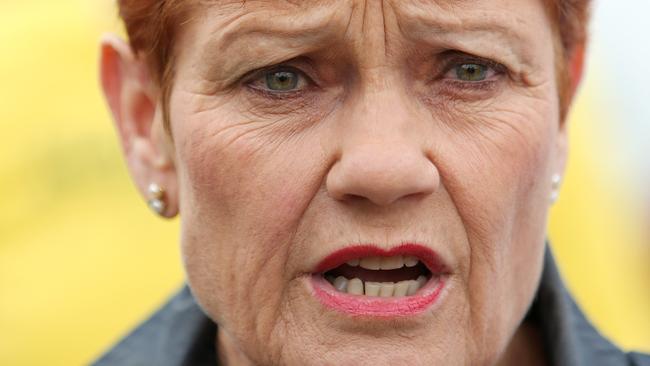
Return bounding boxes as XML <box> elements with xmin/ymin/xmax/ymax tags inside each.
<box><xmin>455</xmin><ymin>63</ymin><xmax>488</xmax><ymax>81</ymax></box>
<box><xmin>265</xmin><ymin>70</ymin><xmax>299</xmax><ymax>91</ymax></box>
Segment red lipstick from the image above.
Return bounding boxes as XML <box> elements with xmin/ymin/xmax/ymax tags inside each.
<box><xmin>310</xmin><ymin>243</ymin><xmax>449</xmax><ymax>317</ymax></box>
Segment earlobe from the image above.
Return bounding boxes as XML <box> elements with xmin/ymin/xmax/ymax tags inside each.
<box><xmin>553</xmin><ymin>43</ymin><xmax>585</xmax><ymax>189</ymax></box>
<box><xmin>99</xmin><ymin>34</ymin><xmax>179</xmax><ymax>218</ymax></box>
<box><xmin>553</xmin><ymin>116</ymin><xmax>569</xmax><ymax>204</ymax></box>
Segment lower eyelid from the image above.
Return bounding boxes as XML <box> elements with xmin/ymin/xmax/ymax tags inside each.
<box><xmin>246</xmin><ymin>85</ymin><xmax>304</xmax><ymax>99</ymax></box>
<box><xmin>437</xmin><ymin>80</ymin><xmax>502</xmax><ymax>98</ymax></box>
<box><xmin>449</xmin><ymin>79</ymin><xmax>498</xmax><ymax>88</ymax></box>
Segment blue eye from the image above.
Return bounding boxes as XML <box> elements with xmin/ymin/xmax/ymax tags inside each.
<box><xmin>454</xmin><ymin>63</ymin><xmax>489</xmax><ymax>81</ymax></box>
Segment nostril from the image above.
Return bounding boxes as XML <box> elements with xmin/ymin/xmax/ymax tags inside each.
<box><xmin>339</xmin><ymin>191</ymin><xmax>429</xmax><ymax>206</ymax></box>
<box><xmin>402</xmin><ymin>191</ymin><xmax>430</xmax><ymax>202</ymax></box>
<box><xmin>340</xmin><ymin>193</ymin><xmax>365</xmax><ymax>202</ymax></box>
<box><xmin>325</xmin><ymin>146</ymin><xmax>440</xmax><ymax>206</ymax></box>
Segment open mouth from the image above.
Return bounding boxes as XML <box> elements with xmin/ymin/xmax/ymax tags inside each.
<box><xmin>323</xmin><ymin>256</ymin><xmax>432</xmax><ymax>297</ymax></box>
<box><xmin>311</xmin><ymin>244</ymin><xmax>449</xmax><ymax>316</ymax></box>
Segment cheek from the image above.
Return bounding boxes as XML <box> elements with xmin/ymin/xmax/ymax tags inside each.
<box><xmin>170</xmin><ymin>96</ymin><xmax>328</xmax><ymax>338</ymax></box>
<box><xmin>443</xmin><ymin>105</ymin><xmax>554</xmax><ymax>243</ymax></box>
<box><xmin>436</xmin><ymin>90</ymin><xmax>557</xmax><ymax>346</ymax></box>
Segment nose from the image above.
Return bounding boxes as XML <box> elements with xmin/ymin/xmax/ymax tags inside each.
<box><xmin>326</xmin><ymin>144</ymin><xmax>439</xmax><ymax>206</ymax></box>
<box><xmin>326</xmin><ymin>93</ymin><xmax>440</xmax><ymax>207</ymax></box>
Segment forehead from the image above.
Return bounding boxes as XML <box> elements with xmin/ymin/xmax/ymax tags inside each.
<box><xmin>189</xmin><ymin>0</ymin><xmax>548</xmax><ymax>26</ymax></box>
<box><xmin>177</xmin><ymin>0</ymin><xmax>551</xmax><ymax>74</ymax></box>
<box><xmin>181</xmin><ymin>0</ymin><xmax>550</xmax><ymax>52</ymax></box>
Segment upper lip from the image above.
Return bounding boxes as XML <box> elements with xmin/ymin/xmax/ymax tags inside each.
<box><xmin>314</xmin><ymin>243</ymin><xmax>450</xmax><ymax>275</ymax></box>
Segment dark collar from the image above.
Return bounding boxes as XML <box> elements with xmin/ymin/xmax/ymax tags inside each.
<box><xmin>92</xmin><ymin>246</ymin><xmax>649</xmax><ymax>365</ymax></box>
<box><xmin>527</xmin><ymin>246</ymin><xmax>647</xmax><ymax>366</ymax></box>
<box><xmin>92</xmin><ymin>285</ymin><xmax>217</xmax><ymax>366</ymax></box>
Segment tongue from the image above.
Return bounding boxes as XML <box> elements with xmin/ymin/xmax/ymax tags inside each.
<box><xmin>326</xmin><ymin>263</ymin><xmax>428</xmax><ymax>283</ymax></box>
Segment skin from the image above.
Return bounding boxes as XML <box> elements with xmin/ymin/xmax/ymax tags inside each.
<box><xmin>100</xmin><ymin>0</ymin><xmax>586</xmax><ymax>364</ymax></box>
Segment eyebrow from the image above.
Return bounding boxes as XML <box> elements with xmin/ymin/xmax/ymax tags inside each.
<box><xmin>394</xmin><ymin>4</ymin><xmax>536</xmax><ymax>70</ymax></box>
<box><xmin>195</xmin><ymin>4</ymin><xmax>348</xmax><ymax>84</ymax></box>
<box><xmin>195</xmin><ymin>1</ymin><xmax>538</xmax><ymax>83</ymax></box>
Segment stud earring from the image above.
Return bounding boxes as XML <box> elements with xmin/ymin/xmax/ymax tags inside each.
<box><xmin>550</xmin><ymin>174</ymin><xmax>562</xmax><ymax>203</ymax></box>
<box><xmin>147</xmin><ymin>183</ymin><xmax>167</xmax><ymax>216</ymax></box>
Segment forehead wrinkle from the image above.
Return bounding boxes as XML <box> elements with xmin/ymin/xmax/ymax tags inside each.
<box><xmin>198</xmin><ymin>0</ymin><xmax>348</xmax><ymax>47</ymax></box>
<box><xmin>390</xmin><ymin>0</ymin><xmax>539</xmax><ymax>69</ymax></box>
<box><xmin>192</xmin><ymin>1</ymin><xmax>350</xmax><ymax>74</ymax></box>
<box><xmin>182</xmin><ymin>0</ymin><xmax>548</xmax><ymax>88</ymax></box>
<box><xmin>393</xmin><ymin>0</ymin><xmax>527</xmax><ymax>33</ymax></box>
<box><xmin>178</xmin><ymin>2</ymin><xmax>354</xmax><ymax>91</ymax></box>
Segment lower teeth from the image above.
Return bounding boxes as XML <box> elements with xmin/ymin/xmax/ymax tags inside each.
<box><xmin>326</xmin><ymin>275</ymin><xmax>429</xmax><ymax>297</ymax></box>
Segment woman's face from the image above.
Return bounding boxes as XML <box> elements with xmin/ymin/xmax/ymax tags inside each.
<box><xmin>163</xmin><ymin>0</ymin><xmax>562</xmax><ymax>364</ymax></box>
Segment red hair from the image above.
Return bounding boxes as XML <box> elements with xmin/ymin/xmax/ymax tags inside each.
<box><xmin>118</xmin><ymin>0</ymin><xmax>591</xmax><ymax>125</ymax></box>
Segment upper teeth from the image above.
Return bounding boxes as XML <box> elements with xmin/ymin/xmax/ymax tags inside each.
<box><xmin>326</xmin><ymin>275</ymin><xmax>430</xmax><ymax>297</ymax></box>
<box><xmin>346</xmin><ymin>255</ymin><xmax>420</xmax><ymax>270</ymax></box>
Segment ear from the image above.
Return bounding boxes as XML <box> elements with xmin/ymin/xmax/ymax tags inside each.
<box><xmin>554</xmin><ymin>42</ymin><xmax>586</xmax><ymax>191</ymax></box>
<box><xmin>567</xmin><ymin>42</ymin><xmax>587</xmax><ymax>110</ymax></box>
<box><xmin>100</xmin><ymin>34</ymin><xmax>179</xmax><ymax>218</ymax></box>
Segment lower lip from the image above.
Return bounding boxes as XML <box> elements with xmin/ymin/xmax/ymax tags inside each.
<box><xmin>310</xmin><ymin>274</ymin><xmax>446</xmax><ymax>317</ymax></box>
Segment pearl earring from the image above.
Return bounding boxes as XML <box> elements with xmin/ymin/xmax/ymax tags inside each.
<box><xmin>550</xmin><ymin>174</ymin><xmax>562</xmax><ymax>203</ymax></box>
<box><xmin>147</xmin><ymin>183</ymin><xmax>167</xmax><ymax>216</ymax></box>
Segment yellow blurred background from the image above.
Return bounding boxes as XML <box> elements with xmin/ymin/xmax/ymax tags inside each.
<box><xmin>1</xmin><ymin>1</ymin><xmax>648</xmax><ymax>365</ymax></box>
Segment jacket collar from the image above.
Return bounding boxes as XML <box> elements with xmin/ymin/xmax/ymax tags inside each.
<box><xmin>92</xmin><ymin>285</ymin><xmax>217</xmax><ymax>366</ymax></box>
<box><xmin>528</xmin><ymin>245</ymin><xmax>631</xmax><ymax>366</ymax></box>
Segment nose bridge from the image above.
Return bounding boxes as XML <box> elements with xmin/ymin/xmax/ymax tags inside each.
<box><xmin>326</xmin><ymin>84</ymin><xmax>440</xmax><ymax>206</ymax></box>
<box><xmin>347</xmin><ymin>79</ymin><xmax>416</xmax><ymax>144</ymax></box>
